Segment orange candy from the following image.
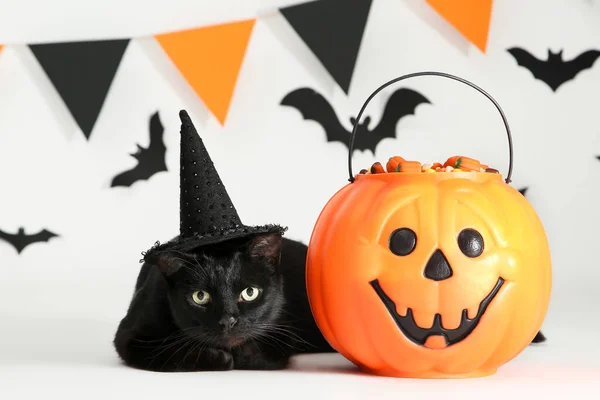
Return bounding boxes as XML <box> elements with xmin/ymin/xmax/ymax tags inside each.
<box><xmin>365</xmin><ymin>156</ymin><xmax>495</xmax><ymax>174</ymax></box>
<box><xmin>386</xmin><ymin>156</ymin><xmax>406</xmax><ymax>173</ymax></box>
<box><xmin>396</xmin><ymin>161</ymin><xmax>422</xmax><ymax>173</ymax></box>
<box><xmin>370</xmin><ymin>162</ymin><xmax>386</xmax><ymax>174</ymax></box>
<box><xmin>444</xmin><ymin>156</ymin><xmax>482</xmax><ymax>172</ymax></box>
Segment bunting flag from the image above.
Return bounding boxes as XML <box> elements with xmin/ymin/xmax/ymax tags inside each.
<box><xmin>426</xmin><ymin>0</ymin><xmax>493</xmax><ymax>53</ymax></box>
<box><xmin>280</xmin><ymin>0</ymin><xmax>372</xmax><ymax>94</ymax></box>
<box><xmin>0</xmin><ymin>0</ymin><xmax>501</xmax><ymax>138</ymax></box>
<box><xmin>30</xmin><ymin>39</ymin><xmax>130</xmax><ymax>140</ymax></box>
<box><xmin>156</xmin><ymin>19</ymin><xmax>256</xmax><ymax>125</ymax></box>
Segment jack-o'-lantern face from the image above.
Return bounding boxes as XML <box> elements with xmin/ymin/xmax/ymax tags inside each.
<box><xmin>370</xmin><ymin>227</ymin><xmax>503</xmax><ymax>350</ymax></box>
<box><xmin>306</xmin><ymin>172</ymin><xmax>551</xmax><ymax>378</ymax></box>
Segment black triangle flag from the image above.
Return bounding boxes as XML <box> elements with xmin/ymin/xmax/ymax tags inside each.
<box><xmin>30</xmin><ymin>39</ymin><xmax>130</xmax><ymax>140</ymax></box>
<box><xmin>280</xmin><ymin>0</ymin><xmax>372</xmax><ymax>94</ymax></box>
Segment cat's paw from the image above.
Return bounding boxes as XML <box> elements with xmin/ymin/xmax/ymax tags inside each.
<box><xmin>205</xmin><ymin>348</ymin><xmax>234</xmax><ymax>371</ymax></box>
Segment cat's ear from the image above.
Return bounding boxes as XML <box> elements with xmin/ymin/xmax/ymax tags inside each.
<box><xmin>248</xmin><ymin>233</ymin><xmax>282</xmax><ymax>266</ymax></box>
<box><xmin>146</xmin><ymin>251</ymin><xmax>189</xmax><ymax>278</ymax></box>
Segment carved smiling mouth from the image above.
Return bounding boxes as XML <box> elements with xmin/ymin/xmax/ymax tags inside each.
<box><xmin>370</xmin><ymin>277</ymin><xmax>504</xmax><ymax>348</ymax></box>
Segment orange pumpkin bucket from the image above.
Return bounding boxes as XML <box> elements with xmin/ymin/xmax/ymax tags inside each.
<box><xmin>305</xmin><ymin>72</ymin><xmax>552</xmax><ymax>379</ymax></box>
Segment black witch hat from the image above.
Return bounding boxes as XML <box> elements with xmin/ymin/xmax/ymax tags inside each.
<box><xmin>144</xmin><ymin>110</ymin><xmax>286</xmax><ymax>256</ymax></box>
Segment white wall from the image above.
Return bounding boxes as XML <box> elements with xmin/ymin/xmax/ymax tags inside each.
<box><xmin>1</xmin><ymin>0</ymin><xmax>599</xmax><ymax>354</ymax></box>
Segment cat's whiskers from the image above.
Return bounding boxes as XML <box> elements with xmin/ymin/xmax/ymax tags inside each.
<box><xmin>280</xmin><ymin>308</ymin><xmax>310</xmax><ymax>323</ymax></box>
<box><xmin>176</xmin><ymin>330</ymin><xmax>221</xmax><ymax>370</ymax></box>
<box><xmin>132</xmin><ymin>326</ymin><xmax>197</xmax><ymax>345</ymax></box>
<box><xmin>148</xmin><ymin>328</ymin><xmax>214</xmax><ymax>369</ymax></box>
<box><xmin>191</xmin><ymin>265</ymin><xmax>209</xmax><ymax>282</ymax></box>
<box><xmin>169</xmin><ymin>256</ymin><xmax>204</xmax><ymax>276</ymax></box>
<box><xmin>251</xmin><ymin>332</ymin><xmax>287</xmax><ymax>353</ymax></box>
<box><xmin>264</xmin><ymin>334</ymin><xmax>306</xmax><ymax>351</ymax></box>
<box><xmin>178</xmin><ymin>336</ymin><xmax>207</xmax><ymax>369</ymax></box>
<box><xmin>191</xmin><ymin>336</ymin><xmax>211</xmax><ymax>367</ymax></box>
<box><xmin>252</xmin><ymin>326</ymin><xmax>307</xmax><ymax>352</ymax></box>
<box><xmin>254</xmin><ymin>323</ymin><xmax>316</xmax><ymax>349</ymax></box>
<box><xmin>246</xmin><ymin>333</ymin><xmax>267</xmax><ymax>356</ymax></box>
<box><xmin>148</xmin><ymin>331</ymin><xmax>197</xmax><ymax>358</ymax></box>
<box><xmin>149</xmin><ymin>336</ymin><xmax>194</xmax><ymax>369</ymax></box>
<box><xmin>192</xmin><ymin>333</ymin><xmax>220</xmax><ymax>368</ymax></box>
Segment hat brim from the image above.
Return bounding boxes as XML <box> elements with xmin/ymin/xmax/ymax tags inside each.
<box><xmin>142</xmin><ymin>224</ymin><xmax>288</xmax><ymax>259</ymax></box>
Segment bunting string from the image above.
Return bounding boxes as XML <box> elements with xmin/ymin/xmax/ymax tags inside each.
<box><xmin>0</xmin><ymin>0</ymin><xmax>494</xmax><ymax>140</ymax></box>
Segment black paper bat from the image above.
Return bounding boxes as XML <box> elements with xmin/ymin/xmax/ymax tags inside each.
<box><xmin>507</xmin><ymin>48</ymin><xmax>600</xmax><ymax>91</ymax></box>
<box><xmin>531</xmin><ymin>331</ymin><xmax>546</xmax><ymax>343</ymax></box>
<box><xmin>281</xmin><ymin>87</ymin><xmax>430</xmax><ymax>153</ymax></box>
<box><xmin>519</xmin><ymin>187</ymin><xmax>528</xmax><ymax>196</ymax></box>
<box><xmin>0</xmin><ymin>227</ymin><xmax>59</xmax><ymax>254</ymax></box>
<box><xmin>111</xmin><ymin>111</ymin><xmax>168</xmax><ymax>188</ymax></box>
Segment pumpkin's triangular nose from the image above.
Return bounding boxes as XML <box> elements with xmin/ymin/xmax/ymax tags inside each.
<box><xmin>424</xmin><ymin>249</ymin><xmax>453</xmax><ymax>281</ymax></box>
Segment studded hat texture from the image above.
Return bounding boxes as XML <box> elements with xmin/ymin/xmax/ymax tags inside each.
<box><xmin>144</xmin><ymin>110</ymin><xmax>286</xmax><ymax>256</ymax></box>
<box><xmin>179</xmin><ymin>109</ymin><xmax>243</xmax><ymax>237</ymax></box>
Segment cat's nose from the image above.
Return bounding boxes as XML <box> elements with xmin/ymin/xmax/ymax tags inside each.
<box><xmin>219</xmin><ymin>316</ymin><xmax>238</xmax><ymax>331</ymax></box>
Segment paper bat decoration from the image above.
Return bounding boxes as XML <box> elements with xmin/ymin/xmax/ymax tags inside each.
<box><xmin>111</xmin><ymin>111</ymin><xmax>168</xmax><ymax>188</ymax></box>
<box><xmin>0</xmin><ymin>227</ymin><xmax>59</xmax><ymax>254</ymax></box>
<box><xmin>531</xmin><ymin>331</ymin><xmax>546</xmax><ymax>343</ymax></box>
<box><xmin>507</xmin><ymin>48</ymin><xmax>600</xmax><ymax>91</ymax></box>
<box><xmin>519</xmin><ymin>187</ymin><xmax>528</xmax><ymax>196</ymax></box>
<box><xmin>281</xmin><ymin>87</ymin><xmax>430</xmax><ymax>153</ymax></box>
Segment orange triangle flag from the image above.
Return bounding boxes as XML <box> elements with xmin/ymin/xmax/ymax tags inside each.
<box><xmin>156</xmin><ymin>19</ymin><xmax>256</xmax><ymax>125</ymax></box>
<box><xmin>426</xmin><ymin>0</ymin><xmax>493</xmax><ymax>52</ymax></box>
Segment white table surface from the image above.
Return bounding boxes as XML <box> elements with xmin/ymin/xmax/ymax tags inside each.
<box><xmin>1</xmin><ymin>308</ymin><xmax>598</xmax><ymax>400</ymax></box>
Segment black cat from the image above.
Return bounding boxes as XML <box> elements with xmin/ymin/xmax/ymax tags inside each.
<box><xmin>113</xmin><ymin>233</ymin><xmax>333</xmax><ymax>372</ymax></box>
<box><xmin>113</xmin><ymin>109</ymin><xmax>333</xmax><ymax>372</ymax></box>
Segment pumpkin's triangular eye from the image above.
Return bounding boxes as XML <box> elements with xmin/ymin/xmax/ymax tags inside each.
<box><xmin>389</xmin><ymin>228</ymin><xmax>417</xmax><ymax>256</ymax></box>
<box><xmin>458</xmin><ymin>228</ymin><xmax>484</xmax><ymax>258</ymax></box>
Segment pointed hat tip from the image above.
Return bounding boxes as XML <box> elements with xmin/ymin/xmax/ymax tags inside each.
<box><xmin>179</xmin><ymin>109</ymin><xmax>199</xmax><ymax>139</ymax></box>
<box><xmin>179</xmin><ymin>109</ymin><xmax>192</xmax><ymax>125</ymax></box>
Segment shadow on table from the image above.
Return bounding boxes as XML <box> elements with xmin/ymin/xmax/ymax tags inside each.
<box><xmin>288</xmin><ymin>353</ymin><xmax>367</xmax><ymax>376</ymax></box>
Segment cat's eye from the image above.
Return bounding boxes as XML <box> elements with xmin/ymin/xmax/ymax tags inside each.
<box><xmin>192</xmin><ymin>290</ymin><xmax>211</xmax><ymax>305</ymax></box>
<box><xmin>239</xmin><ymin>287</ymin><xmax>261</xmax><ymax>302</ymax></box>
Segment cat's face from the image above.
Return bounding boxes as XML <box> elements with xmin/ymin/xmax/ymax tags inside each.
<box><xmin>151</xmin><ymin>233</ymin><xmax>285</xmax><ymax>348</ymax></box>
